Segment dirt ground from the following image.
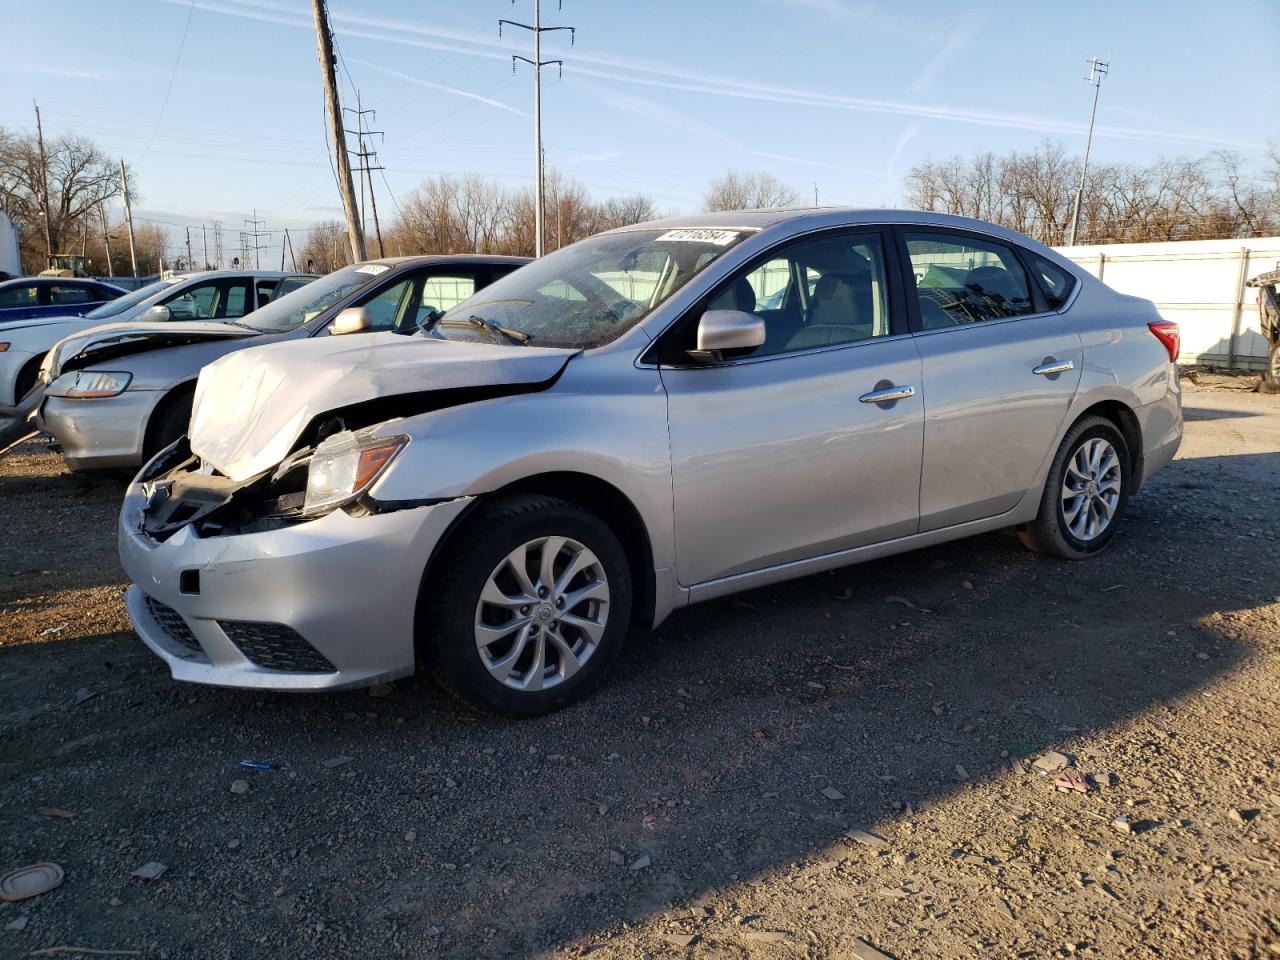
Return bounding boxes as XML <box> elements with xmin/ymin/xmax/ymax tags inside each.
<box><xmin>1</xmin><ymin>377</ymin><xmax>1277</xmax><ymax>960</ymax></box>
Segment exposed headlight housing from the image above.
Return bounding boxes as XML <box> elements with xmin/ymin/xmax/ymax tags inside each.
<box><xmin>0</xmin><ymin>342</ymin><xmax>9</xmax><ymax>352</ymax></box>
<box><xmin>303</xmin><ymin>430</ymin><xmax>407</xmax><ymax>516</ymax></box>
<box><xmin>46</xmin><ymin>370</ymin><xmax>133</xmax><ymax>398</ymax></box>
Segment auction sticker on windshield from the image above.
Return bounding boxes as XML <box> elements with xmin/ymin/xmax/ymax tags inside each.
<box><xmin>655</xmin><ymin>229</ymin><xmax>740</xmax><ymax>245</ymax></box>
<box><xmin>355</xmin><ymin>264</ymin><xmax>390</xmax><ymax>275</ymax></box>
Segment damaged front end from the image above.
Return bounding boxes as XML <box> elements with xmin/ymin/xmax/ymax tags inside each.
<box><xmin>137</xmin><ymin>424</ymin><xmax>411</xmax><ymax>541</ymax></box>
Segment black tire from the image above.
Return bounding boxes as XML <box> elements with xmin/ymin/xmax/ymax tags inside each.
<box><xmin>14</xmin><ymin>354</ymin><xmax>44</xmax><ymax>405</ymax></box>
<box><xmin>144</xmin><ymin>389</ymin><xmax>194</xmax><ymax>460</ymax></box>
<box><xmin>1019</xmin><ymin>415</ymin><xmax>1131</xmax><ymax>560</ymax></box>
<box><xmin>420</xmin><ymin>494</ymin><xmax>632</xmax><ymax>718</ymax></box>
<box><xmin>1260</xmin><ymin>341</ymin><xmax>1280</xmax><ymax>394</ymax></box>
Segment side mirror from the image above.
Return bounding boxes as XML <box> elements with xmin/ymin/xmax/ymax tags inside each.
<box><xmin>331</xmin><ymin>306</ymin><xmax>373</xmax><ymax>336</ymax></box>
<box><xmin>144</xmin><ymin>304</ymin><xmax>172</xmax><ymax>322</ymax></box>
<box><xmin>691</xmin><ymin>309</ymin><xmax>765</xmax><ymax>360</ymax></box>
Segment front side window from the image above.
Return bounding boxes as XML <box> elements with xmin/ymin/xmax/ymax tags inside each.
<box><xmin>697</xmin><ymin>231</ymin><xmax>894</xmax><ymax>358</ymax></box>
<box><xmin>433</xmin><ymin>228</ymin><xmax>748</xmax><ymax>348</ymax></box>
<box><xmin>905</xmin><ymin>232</ymin><xmax>1034</xmax><ymax>328</ymax></box>
<box><xmin>0</xmin><ymin>285</ymin><xmax>37</xmax><ymax>308</ymax></box>
<box><xmin>163</xmin><ymin>282</ymin><xmax>220</xmax><ymax>319</ymax></box>
<box><xmin>419</xmin><ymin>274</ymin><xmax>476</xmax><ymax>319</ymax></box>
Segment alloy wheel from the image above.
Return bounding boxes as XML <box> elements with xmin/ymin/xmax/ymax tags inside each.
<box><xmin>474</xmin><ymin>536</ymin><xmax>610</xmax><ymax>691</ymax></box>
<box><xmin>1060</xmin><ymin>437</ymin><xmax>1122</xmax><ymax>542</ymax></box>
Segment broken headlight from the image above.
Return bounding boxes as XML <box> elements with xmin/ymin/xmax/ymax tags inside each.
<box><xmin>46</xmin><ymin>370</ymin><xmax>132</xmax><ymax>398</ymax></box>
<box><xmin>303</xmin><ymin>430</ymin><xmax>407</xmax><ymax>516</ymax></box>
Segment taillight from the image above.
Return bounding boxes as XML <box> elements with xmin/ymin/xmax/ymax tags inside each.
<box><xmin>1148</xmin><ymin>321</ymin><xmax>1179</xmax><ymax>363</ymax></box>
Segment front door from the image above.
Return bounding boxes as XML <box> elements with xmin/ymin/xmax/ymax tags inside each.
<box><xmin>659</xmin><ymin>228</ymin><xmax>924</xmax><ymax>586</ymax></box>
<box><xmin>899</xmin><ymin>228</ymin><xmax>1083</xmax><ymax>531</ymax></box>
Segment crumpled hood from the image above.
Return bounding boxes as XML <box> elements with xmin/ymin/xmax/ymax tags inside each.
<box><xmin>190</xmin><ymin>332</ymin><xmax>577</xmax><ymax>482</ymax></box>
<box><xmin>48</xmin><ymin>320</ymin><xmax>253</xmax><ymax>377</ymax></box>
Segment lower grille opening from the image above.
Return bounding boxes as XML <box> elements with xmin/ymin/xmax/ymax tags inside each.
<box><xmin>143</xmin><ymin>595</ymin><xmax>202</xmax><ymax>653</ymax></box>
<box><xmin>219</xmin><ymin>621</ymin><xmax>337</xmax><ymax>674</ymax></box>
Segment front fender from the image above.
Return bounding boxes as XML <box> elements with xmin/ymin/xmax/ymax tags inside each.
<box><xmin>366</xmin><ymin>351</ymin><xmax>675</xmax><ymax>572</ymax></box>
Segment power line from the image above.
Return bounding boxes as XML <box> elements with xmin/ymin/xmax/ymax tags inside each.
<box><xmin>343</xmin><ymin>92</ymin><xmax>386</xmax><ymax>257</ymax></box>
<box><xmin>142</xmin><ymin>0</ymin><xmax>197</xmax><ymax>160</ymax></box>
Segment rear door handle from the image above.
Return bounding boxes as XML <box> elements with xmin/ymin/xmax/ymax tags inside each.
<box><xmin>859</xmin><ymin>384</ymin><xmax>915</xmax><ymax>404</ymax></box>
<box><xmin>1032</xmin><ymin>359</ymin><xmax>1074</xmax><ymax>376</ymax></box>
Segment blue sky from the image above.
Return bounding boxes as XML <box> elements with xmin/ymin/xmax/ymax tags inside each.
<box><xmin>2</xmin><ymin>0</ymin><xmax>1276</xmax><ymax>256</ymax></box>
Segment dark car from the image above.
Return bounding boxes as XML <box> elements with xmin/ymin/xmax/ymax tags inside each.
<box><xmin>0</xmin><ymin>277</ymin><xmax>127</xmax><ymax>324</ymax></box>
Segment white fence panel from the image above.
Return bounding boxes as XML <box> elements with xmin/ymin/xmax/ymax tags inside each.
<box><xmin>1056</xmin><ymin>237</ymin><xmax>1280</xmax><ymax>371</ymax></box>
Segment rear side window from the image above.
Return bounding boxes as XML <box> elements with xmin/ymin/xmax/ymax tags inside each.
<box><xmin>904</xmin><ymin>232</ymin><xmax>1034</xmax><ymax>328</ymax></box>
<box><xmin>1028</xmin><ymin>253</ymin><xmax>1076</xmax><ymax>309</ymax></box>
<box><xmin>50</xmin><ymin>285</ymin><xmax>92</xmax><ymax>305</ymax></box>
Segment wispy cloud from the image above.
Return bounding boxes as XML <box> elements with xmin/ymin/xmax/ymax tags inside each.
<box><xmin>158</xmin><ymin>0</ymin><xmax>1261</xmax><ymax>151</ymax></box>
<box><xmin>563</xmin><ymin>150</ymin><xmax>622</xmax><ymax>166</ymax></box>
<box><xmin>908</xmin><ymin>23</ymin><xmax>976</xmax><ymax>94</ymax></box>
<box><xmin>23</xmin><ymin>65</ymin><xmax>104</xmax><ymax>81</ymax></box>
<box><xmin>346</xmin><ymin>59</ymin><xmax>527</xmax><ymax>117</ymax></box>
<box><xmin>765</xmin><ymin>0</ymin><xmax>879</xmax><ymax>23</ymax></box>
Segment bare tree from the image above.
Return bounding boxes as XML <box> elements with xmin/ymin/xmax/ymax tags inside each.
<box><xmin>297</xmin><ymin>220</ymin><xmax>353</xmax><ymax>274</ymax></box>
<box><xmin>0</xmin><ymin>128</ymin><xmax>128</xmax><ymax>273</ymax></box>
<box><xmin>903</xmin><ymin>141</ymin><xmax>1279</xmax><ymax>245</ymax></box>
<box><xmin>703</xmin><ymin>170</ymin><xmax>799</xmax><ymax>212</ymax></box>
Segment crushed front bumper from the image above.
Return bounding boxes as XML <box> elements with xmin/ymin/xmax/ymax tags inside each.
<box><xmin>119</xmin><ymin>485</ymin><xmax>472</xmax><ymax>691</ymax></box>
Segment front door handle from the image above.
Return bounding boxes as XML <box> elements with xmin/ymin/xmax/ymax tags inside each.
<box><xmin>1032</xmin><ymin>359</ymin><xmax>1074</xmax><ymax>376</ymax></box>
<box><xmin>859</xmin><ymin>384</ymin><xmax>915</xmax><ymax>404</ymax></box>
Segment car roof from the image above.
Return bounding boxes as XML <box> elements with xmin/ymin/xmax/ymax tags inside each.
<box><xmin>0</xmin><ymin>276</ymin><xmax>120</xmax><ymax>287</ymax></box>
<box><xmin>606</xmin><ymin>207</ymin><xmax>1056</xmax><ymax>251</ymax></box>
<box><xmin>168</xmin><ymin>270</ymin><xmax>312</xmax><ymax>281</ymax></box>
<box><xmin>360</xmin><ymin>254</ymin><xmax>532</xmax><ymax>268</ymax></box>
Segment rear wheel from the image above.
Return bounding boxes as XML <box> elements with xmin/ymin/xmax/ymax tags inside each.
<box><xmin>1019</xmin><ymin>416</ymin><xmax>1130</xmax><ymax>559</ymax></box>
<box><xmin>421</xmin><ymin>495</ymin><xmax>632</xmax><ymax>717</ymax></box>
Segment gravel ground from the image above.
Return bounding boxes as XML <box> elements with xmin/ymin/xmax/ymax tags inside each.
<box><xmin>1</xmin><ymin>379</ymin><xmax>1278</xmax><ymax>960</ymax></box>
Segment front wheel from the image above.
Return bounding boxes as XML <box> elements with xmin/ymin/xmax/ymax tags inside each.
<box><xmin>421</xmin><ymin>495</ymin><xmax>632</xmax><ymax>717</ymax></box>
<box><xmin>1019</xmin><ymin>416</ymin><xmax>1131</xmax><ymax>560</ymax></box>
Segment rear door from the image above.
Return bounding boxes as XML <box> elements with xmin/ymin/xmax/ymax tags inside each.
<box><xmin>899</xmin><ymin>227</ymin><xmax>1083</xmax><ymax>531</ymax></box>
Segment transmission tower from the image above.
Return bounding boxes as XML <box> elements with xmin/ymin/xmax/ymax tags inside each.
<box><xmin>239</xmin><ymin>210</ymin><xmax>268</xmax><ymax>270</ymax></box>
<box><xmin>499</xmin><ymin>1</ymin><xmax>575</xmax><ymax>258</ymax></box>
<box><xmin>1066</xmin><ymin>56</ymin><xmax>1109</xmax><ymax>247</ymax></box>
<box><xmin>212</xmin><ymin>220</ymin><xmax>224</xmax><ymax>270</ymax></box>
<box><xmin>344</xmin><ymin>93</ymin><xmax>386</xmax><ymax>258</ymax></box>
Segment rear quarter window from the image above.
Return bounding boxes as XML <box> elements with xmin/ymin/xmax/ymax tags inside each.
<box><xmin>1029</xmin><ymin>254</ymin><xmax>1077</xmax><ymax>310</ymax></box>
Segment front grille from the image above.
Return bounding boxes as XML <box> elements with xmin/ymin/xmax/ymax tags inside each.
<box><xmin>219</xmin><ymin>621</ymin><xmax>337</xmax><ymax>674</ymax></box>
<box><xmin>143</xmin><ymin>595</ymin><xmax>202</xmax><ymax>653</ymax></box>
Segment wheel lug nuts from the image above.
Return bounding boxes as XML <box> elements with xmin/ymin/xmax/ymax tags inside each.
<box><xmin>538</xmin><ymin>587</ymin><xmax>548</xmax><ymax>598</ymax></box>
<box><xmin>556</xmin><ymin>597</ymin><xmax>564</xmax><ymax>608</ymax></box>
<box><xmin>520</xmin><ymin>605</ymin><xmax>530</xmax><ymax>615</ymax></box>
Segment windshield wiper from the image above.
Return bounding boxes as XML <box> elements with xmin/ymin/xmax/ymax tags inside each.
<box><xmin>435</xmin><ymin>314</ymin><xmax>531</xmax><ymax>345</ymax></box>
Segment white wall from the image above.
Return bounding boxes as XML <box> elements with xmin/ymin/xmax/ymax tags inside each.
<box><xmin>1056</xmin><ymin>237</ymin><xmax>1280</xmax><ymax>371</ymax></box>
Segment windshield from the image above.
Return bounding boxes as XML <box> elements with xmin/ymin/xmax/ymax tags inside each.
<box><xmin>240</xmin><ymin>263</ymin><xmax>389</xmax><ymax>333</ymax></box>
<box><xmin>82</xmin><ymin>279</ymin><xmax>177</xmax><ymax>320</ymax></box>
<box><xmin>433</xmin><ymin>228</ymin><xmax>748</xmax><ymax>348</ymax></box>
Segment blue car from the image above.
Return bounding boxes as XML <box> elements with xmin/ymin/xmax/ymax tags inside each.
<box><xmin>0</xmin><ymin>277</ymin><xmax>127</xmax><ymax>324</ymax></box>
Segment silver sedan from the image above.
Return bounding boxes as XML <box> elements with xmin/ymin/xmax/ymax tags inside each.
<box><xmin>119</xmin><ymin>209</ymin><xmax>1182</xmax><ymax>716</ymax></box>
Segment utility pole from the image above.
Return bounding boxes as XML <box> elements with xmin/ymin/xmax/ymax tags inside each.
<box><xmin>33</xmin><ymin>100</ymin><xmax>54</xmax><ymax>258</ymax></box>
<box><xmin>283</xmin><ymin>228</ymin><xmax>297</xmax><ymax>271</ymax></box>
<box><xmin>1066</xmin><ymin>56</ymin><xmax>1109</xmax><ymax>247</ymax></box>
<box><xmin>814</xmin><ymin>183</ymin><xmax>819</xmax><ymax>207</ymax></box>
<box><xmin>500</xmin><ymin>2</ymin><xmax>575</xmax><ymax>258</ymax></box>
<box><xmin>344</xmin><ymin>93</ymin><xmax>385</xmax><ymax>257</ymax></box>
<box><xmin>310</xmin><ymin>0</ymin><xmax>366</xmax><ymax>261</ymax></box>
<box><xmin>201</xmin><ymin>224</ymin><xmax>208</xmax><ymax>270</ymax></box>
<box><xmin>118</xmin><ymin>158</ymin><xmax>139</xmax><ymax>277</ymax></box>
<box><xmin>98</xmin><ymin>203</ymin><xmax>114</xmax><ymax>277</ymax></box>
<box><xmin>240</xmin><ymin>210</ymin><xmax>267</xmax><ymax>270</ymax></box>
<box><xmin>185</xmin><ymin>226</ymin><xmax>193</xmax><ymax>273</ymax></box>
